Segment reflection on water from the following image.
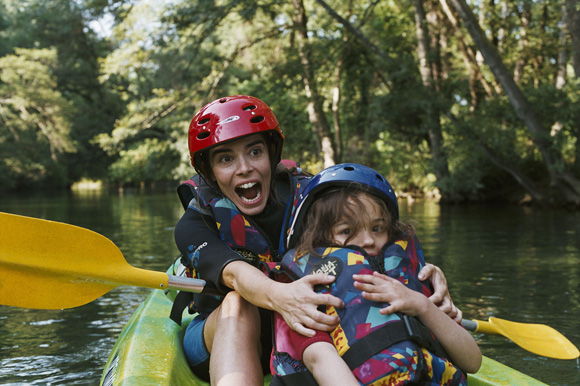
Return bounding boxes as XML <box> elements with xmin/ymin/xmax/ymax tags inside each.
<box><xmin>402</xmin><ymin>201</ymin><xmax>580</xmax><ymax>385</ymax></box>
<box><xmin>1</xmin><ymin>191</ymin><xmax>579</xmax><ymax>385</ymax></box>
<box><xmin>0</xmin><ymin>189</ymin><xmax>182</xmax><ymax>385</ymax></box>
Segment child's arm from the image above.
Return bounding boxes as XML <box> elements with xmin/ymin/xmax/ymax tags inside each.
<box><xmin>303</xmin><ymin>341</ymin><xmax>359</xmax><ymax>386</ymax></box>
<box><xmin>353</xmin><ymin>272</ymin><xmax>482</xmax><ymax>374</ymax></box>
<box><xmin>273</xmin><ymin>312</ymin><xmax>359</xmax><ymax>386</ymax></box>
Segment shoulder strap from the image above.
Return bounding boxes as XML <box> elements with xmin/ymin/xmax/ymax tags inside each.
<box><xmin>177</xmin><ymin>179</ymin><xmax>197</xmax><ymax>211</ymax></box>
<box><xmin>176</xmin><ymin>175</ymin><xmax>218</xmax><ymax>216</ymax></box>
<box><xmin>341</xmin><ymin>314</ymin><xmax>449</xmax><ymax>370</ymax></box>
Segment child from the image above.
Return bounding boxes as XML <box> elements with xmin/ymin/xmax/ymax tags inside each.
<box><xmin>271</xmin><ymin>163</ymin><xmax>481</xmax><ymax>386</ymax></box>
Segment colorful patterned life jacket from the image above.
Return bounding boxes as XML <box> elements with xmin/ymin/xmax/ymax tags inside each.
<box><xmin>170</xmin><ymin>163</ymin><xmax>309</xmax><ymax>324</ymax></box>
<box><xmin>270</xmin><ymin>236</ymin><xmax>467</xmax><ymax>386</ymax></box>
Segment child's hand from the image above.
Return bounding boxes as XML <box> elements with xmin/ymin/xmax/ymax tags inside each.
<box><xmin>353</xmin><ymin>271</ymin><xmax>429</xmax><ymax>317</ymax></box>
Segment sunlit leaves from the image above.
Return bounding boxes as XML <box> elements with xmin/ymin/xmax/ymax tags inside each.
<box><xmin>0</xmin><ymin>48</ymin><xmax>76</xmax><ymax>188</ymax></box>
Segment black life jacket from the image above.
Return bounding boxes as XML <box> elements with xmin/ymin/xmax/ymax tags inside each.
<box><xmin>170</xmin><ymin>162</ymin><xmax>310</xmax><ymax>325</ymax></box>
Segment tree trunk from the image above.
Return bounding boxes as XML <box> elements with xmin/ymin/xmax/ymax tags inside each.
<box><xmin>292</xmin><ymin>0</ymin><xmax>335</xmax><ymax>168</ymax></box>
<box><xmin>513</xmin><ymin>2</ymin><xmax>531</xmax><ymax>84</ymax></box>
<box><xmin>497</xmin><ymin>0</ymin><xmax>509</xmax><ymax>53</ymax></box>
<box><xmin>413</xmin><ymin>0</ymin><xmax>452</xmax><ymax>199</ymax></box>
<box><xmin>332</xmin><ymin>57</ymin><xmax>343</xmax><ymax>164</ymax></box>
<box><xmin>551</xmin><ymin>5</ymin><xmax>568</xmax><ymax>137</ymax></box>
<box><xmin>439</xmin><ymin>0</ymin><xmax>495</xmax><ymax>104</ymax></box>
<box><xmin>446</xmin><ymin>0</ymin><xmax>580</xmax><ymax>205</ymax></box>
<box><xmin>565</xmin><ymin>0</ymin><xmax>580</xmax><ymax>170</ymax></box>
<box><xmin>566</xmin><ymin>0</ymin><xmax>580</xmax><ymax>77</ymax></box>
<box><xmin>556</xmin><ymin>4</ymin><xmax>568</xmax><ymax>90</ymax></box>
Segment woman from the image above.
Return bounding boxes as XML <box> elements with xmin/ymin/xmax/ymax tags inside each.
<box><xmin>174</xmin><ymin>95</ymin><xmax>460</xmax><ymax>386</ymax></box>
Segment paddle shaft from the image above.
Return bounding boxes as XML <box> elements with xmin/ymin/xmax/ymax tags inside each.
<box><xmin>168</xmin><ymin>275</ymin><xmax>219</xmax><ymax>295</ymax></box>
<box><xmin>461</xmin><ymin>319</ymin><xmax>498</xmax><ymax>335</ymax></box>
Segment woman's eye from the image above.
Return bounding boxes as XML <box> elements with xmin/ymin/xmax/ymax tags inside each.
<box><xmin>219</xmin><ymin>155</ymin><xmax>233</xmax><ymax>163</ymax></box>
<box><xmin>250</xmin><ymin>148</ymin><xmax>262</xmax><ymax>156</ymax></box>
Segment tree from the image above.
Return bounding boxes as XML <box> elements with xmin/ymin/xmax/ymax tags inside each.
<box><xmin>564</xmin><ymin>0</ymin><xmax>580</xmax><ymax>170</ymax></box>
<box><xmin>412</xmin><ymin>0</ymin><xmax>453</xmax><ymax>198</ymax></box>
<box><xmin>1</xmin><ymin>0</ymin><xmax>122</xmax><ymax>184</ymax></box>
<box><xmin>291</xmin><ymin>0</ymin><xmax>336</xmax><ymax>168</ymax></box>
<box><xmin>0</xmin><ymin>48</ymin><xmax>76</xmax><ymax>190</ymax></box>
<box><xmin>445</xmin><ymin>0</ymin><xmax>580</xmax><ymax>206</ymax></box>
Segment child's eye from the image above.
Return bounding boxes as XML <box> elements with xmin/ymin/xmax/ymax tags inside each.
<box><xmin>339</xmin><ymin>228</ymin><xmax>351</xmax><ymax>236</ymax></box>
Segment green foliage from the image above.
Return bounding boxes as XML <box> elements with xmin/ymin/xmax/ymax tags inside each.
<box><xmin>108</xmin><ymin>138</ymin><xmax>179</xmax><ymax>185</ymax></box>
<box><xmin>0</xmin><ymin>48</ymin><xmax>76</xmax><ymax>190</ymax></box>
<box><xmin>1</xmin><ymin>0</ymin><xmax>123</xmax><ymax>188</ymax></box>
<box><xmin>1</xmin><ymin>0</ymin><xmax>578</xmax><ymax>205</ymax></box>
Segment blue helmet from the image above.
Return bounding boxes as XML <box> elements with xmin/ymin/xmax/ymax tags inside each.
<box><xmin>286</xmin><ymin>163</ymin><xmax>398</xmax><ymax>249</ymax></box>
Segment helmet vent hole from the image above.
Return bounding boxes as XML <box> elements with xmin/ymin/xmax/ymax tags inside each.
<box><xmin>243</xmin><ymin>105</ymin><xmax>257</xmax><ymax>111</ymax></box>
<box><xmin>197</xmin><ymin>132</ymin><xmax>211</xmax><ymax>140</ymax></box>
<box><xmin>250</xmin><ymin>115</ymin><xmax>264</xmax><ymax>123</ymax></box>
<box><xmin>219</xmin><ymin>98</ymin><xmax>227</xmax><ymax>103</ymax></box>
<box><xmin>343</xmin><ymin>166</ymin><xmax>354</xmax><ymax>171</ymax></box>
<box><xmin>198</xmin><ymin>118</ymin><xmax>210</xmax><ymax>125</ymax></box>
<box><xmin>375</xmin><ymin>174</ymin><xmax>385</xmax><ymax>182</ymax></box>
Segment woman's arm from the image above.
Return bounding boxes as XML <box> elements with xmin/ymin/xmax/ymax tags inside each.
<box><xmin>418</xmin><ymin>263</ymin><xmax>463</xmax><ymax>322</ymax></box>
<box><xmin>353</xmin><ymin>272</ymin><xmax>482</xmax><ymax>374</ymax></box>
<box><xmin>175</xmin><ymin>201</ymin><xmax>345</xmax><ymax>335</ymax></box>
<box><xmin>222</xmin><ymin>261</ymin><xmax>344</xmax><ymax>336</ymax></box>
<box><xmin>174</xmin><ymin>208</ymin><xmax>245</xmax><ymax>292</ymax></box>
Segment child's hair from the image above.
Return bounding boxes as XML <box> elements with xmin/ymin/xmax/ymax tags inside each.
<box><xmin>295</xmin><ymin>183</ymin><xmax>414</xmax><ymax>255</ymax></box>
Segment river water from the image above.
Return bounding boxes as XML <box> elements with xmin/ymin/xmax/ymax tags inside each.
<box><xmin>0</xmin><ymin>189</ymin><xmax>579</xmax><ymax>385</ymax></box>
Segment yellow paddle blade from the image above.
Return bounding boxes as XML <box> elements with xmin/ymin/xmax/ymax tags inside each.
<box><xmin>475</xmin><ymin>317</ymin><xmax>580</xmax><ymax>360</ymax></box>
<box><xmin>0</xmin><ymin>212</ymin><xmax>169</xmax><ymax>309</ymax></box>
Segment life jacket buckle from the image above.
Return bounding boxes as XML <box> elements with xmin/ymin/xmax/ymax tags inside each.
<box><xmin>402</xmin><ymin>314</ymin><xmax>423</xmax><ymax>344</ymax></box>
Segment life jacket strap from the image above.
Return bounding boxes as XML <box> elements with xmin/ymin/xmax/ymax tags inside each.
<box><xmin>169</xmin><ymin>291</ymin><xmax>193</xmax><ymax>326</ymax></box>
<box><xmin>341</xmin><ymin>314</ymin><xmax>449</xmax><ymax>371</ymax></box>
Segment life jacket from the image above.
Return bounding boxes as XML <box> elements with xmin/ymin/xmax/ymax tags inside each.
<box><xmin>170</xmin><ymin>162</ymin><xmax>309</xmax><ymax>325</ymax></box>
<box><xmin>270</xmin><ymin>236</ymin><xmax>467</xmax><ymax>386</ymax></box>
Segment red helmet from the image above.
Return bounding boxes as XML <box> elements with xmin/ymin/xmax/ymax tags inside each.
<box><xmin>188</xmin><ymin>95</ymin><xmax>284</xmax><ymax>172</ymax></box>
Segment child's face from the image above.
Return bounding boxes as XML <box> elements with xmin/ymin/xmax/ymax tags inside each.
<box><xmin>330</xmin><ymin>194</ymin><xmax>389</xmax><ymax>257</ymax></box>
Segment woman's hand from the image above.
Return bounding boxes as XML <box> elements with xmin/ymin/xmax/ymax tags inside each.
<box><xmin>418</xmin><ymin>263</ymin><xmax>462</xmax><ymax>322</ymax></box>
<box><xmin>271</xmin><ymin>274</ymin><xmax>344</xmax><ymax>337</ymax></box>
<box><xmin>221</xmin><ymin>261</ymin><xmax>344</xmax><ymax>337</ymax></box>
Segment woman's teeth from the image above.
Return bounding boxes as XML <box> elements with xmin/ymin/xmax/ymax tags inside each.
<box><xmin>236</xmin><ymin>182</ymin><xmax>262</xmax><ymax>204</ymax></box>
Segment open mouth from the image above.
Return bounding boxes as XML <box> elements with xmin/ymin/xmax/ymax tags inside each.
<box><xmin>235</xmin><ymin>182</ymin><xmax>262</xmax><ymax>204</ymax></box>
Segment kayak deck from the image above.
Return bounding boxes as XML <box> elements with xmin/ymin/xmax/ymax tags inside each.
<box><xmin>101</xmin><ymin>283</ymin><xmax>547</xmax><ymax>385</ymax></box>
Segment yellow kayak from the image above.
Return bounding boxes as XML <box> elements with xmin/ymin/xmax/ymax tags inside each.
<box><xmin>100</xmin><ymin>274</ymin><xmax>548</xmax><ymax>386</ymax></box>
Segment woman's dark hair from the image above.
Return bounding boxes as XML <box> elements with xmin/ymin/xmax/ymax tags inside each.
<box><xmin>295</xmin><ymin>183</ymin><xmax>414</xmax><ymax>255</ymax></box>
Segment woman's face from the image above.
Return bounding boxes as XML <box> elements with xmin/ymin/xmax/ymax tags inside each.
<box><xmin>209</xmin><ymin>134</ymin><xmax>272</xmax><ymax>216</ymax></box>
